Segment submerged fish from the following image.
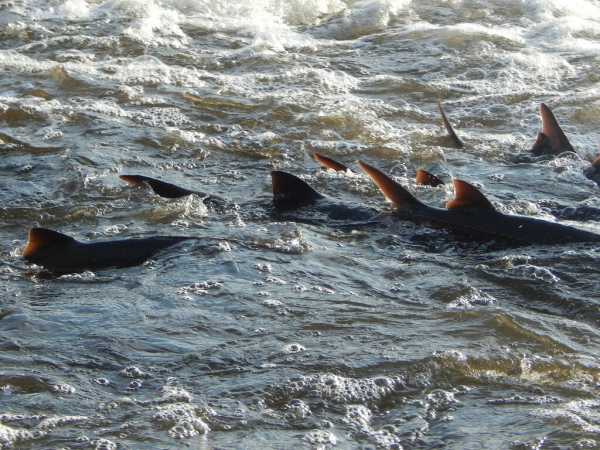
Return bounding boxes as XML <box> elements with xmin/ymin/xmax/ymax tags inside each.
<box><xmin>415</xmin><ymin>169</ymin><xmax>444</xmax><ymax>187</ymax></box>
<box><xmin>313</xmin><ymin>152</ymin><xmax>445</xmax><ymax>188</ymax></box>
<box><xmin>358</xmin><ymin>161</ymin><xmax>600</xmax><ymax>246</ymax></box>
<box><xmin>120</xmin><ymin>174</ymin><xmax>227</xmax><ymax>209</ymax></box>
<box><xmin>530</xmin><ymin>103</ymin><xmax>575</xmax><ymax>156</ymax></box>
<box><xmin>271</xmin><ymin>170</ymin><xmax>379</xmax><ymax>225</ymax></box>
<box><xmin>23</xmin><ymin>228</ymin><xmax>197</xmax><ymax>274</ymax></box>
<box><xmin>120</xmin><ymin>171</ymin><xmax>376</xmax><ymax>227</ymax></box>
<box><xmin>551</xmin><ymin>204</ymin><xmax>600</xmax><ymax>222</ymax></box>
<box><xmin>583</xmin><ymin>155</ymin><xmax>600</xmax><ymax>185</ymax></box>
<box><xmin>529</xmin><ymin>103</ymin><xmax>600</xmax><ymax>185</ymax></box>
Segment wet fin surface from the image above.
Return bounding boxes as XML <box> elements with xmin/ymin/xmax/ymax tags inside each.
<box><xmin>271</xmin><ymin>171</ymin><xmax>323</xmax><ymax>209</ymax></box>
<box><xmin>23</xmin><ymin>228</ymin><xmax>76</xmax><ymax>259</ymax></box>
<box><xmin>313</xmin><ymin>153</ymin><xmax>350</xmax><ymax>172</ymax></box>
<box><xmin>120</xmin><ymin>175</ymin><xmax>195</xmax><ymax>198</ymax></box>
<box><xmin>438</xmin><ymin>101</ymin><xmax>464</xmax><ymax>148</ymax></box>
<box><xmin>358</xmin><ymin>161</ymin><xmax>421</xmax><ymax>209</ymax></box>
<box><xmin>446</xmin><ymin>180</ymin><xmax>495</xmax><ymax>210</ymax></box>
<box><xmin>531</xmin><ymin>103</ymin><xmax>575</xmax><ymax>155</ymax></box>
<box><xmin>416</xmin><ymin>169</ymin><xmax>444</xmax><ymax>187</ymax></box>
<box><xmin>583</xmin><ymin>154</ymin><xmax>600</xmax><ymax>185</ymax></box>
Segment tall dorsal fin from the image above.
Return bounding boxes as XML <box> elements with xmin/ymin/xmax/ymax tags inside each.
<box><xmin>358</xmin><ymin>161</ymin><xmax>421</xmax><ymax>209</ymax></box>
<box><xmin>446</xmin><ymin>180</ymin><xmax>495</xmax><ymax>210</ymax></box>
<box><xmin>416</xmin><ymin>169</ymin><xmax>444</xmax><ymax>187</ymax></box>
<box><xmin>271</xmin><ymin>171</ymin><xmax>323</xmax><ymax>209</ymax></box>
<box><xmin>438</xmin><ymin>101</ymin><xmax>464</xmax><ymax>148</ymax></box>
<box><xmin>120</xmin><ymin>175</ymin><xmax>194</xmax><ymax>198</ymax></box>
<box><xmin>313</xmin><ymin>153</ymin><xmax>350</xmax><ymax>172</ymax></box>
<box><xmin>23</xmin><ymin>228</ymin><xmax>76</xmax><ymax>259</ymax></box>
<box><xmin>532</xmin><ymin>103</ymin><xmax>575</xmax><ymax>155</ymax></box>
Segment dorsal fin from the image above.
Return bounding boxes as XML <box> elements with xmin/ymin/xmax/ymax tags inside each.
<box><xmin>416</xmin><ymin>169</ymin><xmax>444</xmax><ymax>187</ymax></box>
<box><xmin>313</xmin><ymin>153</ymin><xmax>350</xmax><ymax>172</ymax></box>
<box><xmin>23</xmin><ymin>228</ymin><xmax>76</xmax><ymax>259</ymax></box>
<box><xmin>532</xmin><ymin>103</ymin><xmax>575</xmax><ymax>155</ymax></box>
<box><xmin>530</xmin><ymin>131</ymin><xmax>548</xmax><ymax>156</ymax></box>
<box><xmin>446</xmin><ymin>180</ymin><xmax>495</xmax><ymax>210</ymax></box>
<box><xmin>120</xmin><ymin>175</ymin><xmax>194</xmax><ymax>198</ymax></box>
<box><xmin>438</xmin><ymin>101</ymin><xmax>464</xmax><ymax>148</ymax></box>
<box><xmin>358</xmin><ymin>161</ymin><xmax>421</xmax><ymax>209</ymax></box>
<box><xmin>271</xmin><ymin>171</ymin><xmax>323</xmax><ymax>209</ymax></box>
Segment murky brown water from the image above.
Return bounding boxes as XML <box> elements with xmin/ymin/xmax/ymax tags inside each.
<box><xmin>2</xmin><ymin>1</ymin><xmax>600</xmax><ymax>448</ymax></box>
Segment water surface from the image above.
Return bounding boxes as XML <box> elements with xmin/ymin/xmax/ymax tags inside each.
<box><xmin>2</xmin><ymin>1</ymin><xmax>600</xmax><ymax>448</ymax></box>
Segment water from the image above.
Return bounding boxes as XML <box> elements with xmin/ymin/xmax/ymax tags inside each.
<box><xmin>2</xmin><ymin>0</ymin><xmax>600</xmax><ymax>448</ymax></box>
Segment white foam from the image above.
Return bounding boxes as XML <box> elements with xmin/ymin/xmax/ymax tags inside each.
<box><xmin>285</xmin><ymin>399</ymin><xmax>312</xmax><ymax>420</ymax></box>
<box><xmin>305</xmin><ymin>430</ymin><xmax>338</xmax><ymax>446</ymax></box>
<box><xmin>59</xmin><ymin>0</ymin><xmax>91</xmax><ymax>19</ymax></box>
<box><xmin>278</xmin><ymin>373</ymin><xmax>407</xmax><ymax>404</ymax></box>
<box><xmin>537</xmin><ymin>399</ymin><xmax>600</xmax><ymax>433</ymax></box>
<box><xmin>152</xmin><ymin>403</ymin><xmax>210</xmax><ymax>438</ymax></box>
<box><xmin>0</xmin><ymin>423</ymin><xmax>42</xmax><ymax>449</ymax></box>
<box><xmin>283</xmin><ymin>343</ymin><xmax>306</xmax><ymax>353</ymax></box>
<box><xmin>322</xmin><ymin>0</ymin><xmax>412</xmax><ymax>39</ymax></box>
<box><xmin>94</xmin><ymin>438</ymin><xmax>117</xmax><ymax>450</ymax></box>
<box><xmin>37</xmin><ymin>415</ymin><xmax>88</xmax><ymax>430</ymax></box>
<box><xmin>447</xmin><ymin>287</ymin><xmax>496</xmax><ymax>309</ymax></box>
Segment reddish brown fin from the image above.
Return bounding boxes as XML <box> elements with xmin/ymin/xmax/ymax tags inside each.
<box><xmin>120</xmin><ymin>175</ymin><xmax>195</xmax><ymax>199</ymax></box>
<box><xmin>313</xmin><ymin>153</ymin><xmax>349</xmax><ymax>172</ymax></box>
<box><xmin>358</xmin><ymin>161</ymin><xmax>421</xmax><ymax>209</ymax></box>
<box><xmin>592</xmin><ymin>155</ymin><xmax>600</xmax><ymax>168</ymax></box>
<box><xmin>271</xmin><ymin>171</ymin><xmax>323</xmax><ymax>209</ymax></box>
<box><xmin>532</xmin><ymin>103</ymin><xmax>575</xmax><ymax>155</ymax></box>
<box><xmin>530</xmin><ymin>131</ymin><xmax>549</xmax><ymax>156</ymax></box>
<box><xmin>23</xmin><ymin>228</ymin><xmax>75</xmax><ymax>259</ymax></box>
<box><xmin>416</xmin><ymin>169</ymin><xmax>444</xmax><ymax>187</ymax></box>
<box><xmin>120</xmin><ymin>174</ymin><xmax>147</xmax><ymax>187</ymax></box>
<box><xmin>438</xmin><ymin>101</ymin><xmax>464</xmax><ymax>148</ymax></box>
<box><xmin>447</xmin><ymin>180</ymin><xmax>495</xmax><ymax>210</ymax></box>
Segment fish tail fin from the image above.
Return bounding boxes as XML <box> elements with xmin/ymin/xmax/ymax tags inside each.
<box><xmin>438</xmin><ymin>101</ymin><xmax>464</xmax><ymax>148</ymax></box>
<box><xmin>313</xmin><ymin>152</ymin><xmax>350</xmax><ymax>172</ymax></box>
<box><xmin>358</xmin><ymin>161</ymin><xmax>422</xmax><ymax>209</ymax></box>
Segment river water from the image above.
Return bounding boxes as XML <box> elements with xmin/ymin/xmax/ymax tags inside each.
<box><xmin>2</xmin><ymin>0</ymin><xmax>600</xmax><ymax>448</ymax></box>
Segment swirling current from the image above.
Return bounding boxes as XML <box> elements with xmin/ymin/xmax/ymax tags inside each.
<box><xmin>2</xmin><ymin>0</ymin><xmax>600</xmax><ymax>449</ymax></box>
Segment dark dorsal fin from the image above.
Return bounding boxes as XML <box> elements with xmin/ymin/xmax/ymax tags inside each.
<box><xmin>438</xmin><ymin>101</ymin><xmax>464</xmax><ymax>148</ymax></box>
<box><xmin>446</xmin><ymin>180</ymin><xmax>495</xmax><ymax>210</ymax></box>
<box><xmin>531</xmin><ymin>131</ymin><xmax>549</xmax><ymax>156</ymax></box>
<box><xmin>416</xmin><ymin>169</ymin><xmax>444</xmax><ymax>187</ymax></box>
<box><xmin>120</xmin><ymin>175</ymin><xmax>195</xmax><ymax>199</ymax></box>
<box><xmin>23</xmin><ymin>228</ymin><xmax>76</xmax><ymax>259</ymax></box>
<box><xmin>271</xmin><ymin>171</ymin><xmax>323</xmax><ymax>209</ymax></box>
<box><xmin>313</xmin><ymin>153</ymin><xmax>350</xmax><ymax>172</ymax></box>
<box><xmin>532</xmin><ymin>103</ymin><xmax>575</xmax><ymax>155</ymax></box>
<box><xmin>358</xmin><ymin>161</ymin><xmax>421</xmax><ymax>209</ymax></box>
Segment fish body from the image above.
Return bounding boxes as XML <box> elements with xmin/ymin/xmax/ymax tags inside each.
<box><xmin>23</xmin><ymin>228</ymin><xmax>193</xmax><ymax>274</ymax></box>
<box><xmin>359</xmin><ymin>161</ymin><xmax>600</xmax><ymax>246</ymax></box>
<box><xmin>271</xmin><ymin>170</ymin><xmax>379</xmax><ymax>225</ymax></box>
<box><xmin>120</xmin><ymin>174</ymin><xmax>227</xmax><ymax>209</ymax></box>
